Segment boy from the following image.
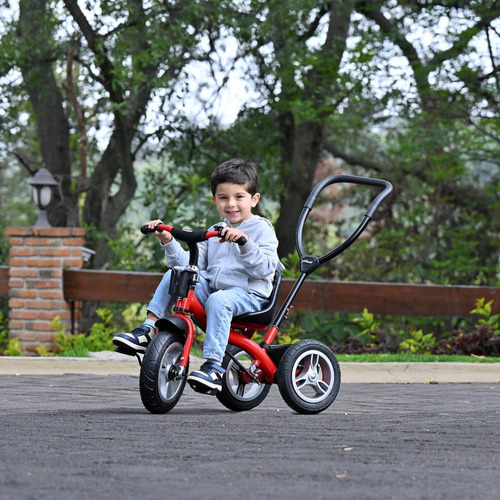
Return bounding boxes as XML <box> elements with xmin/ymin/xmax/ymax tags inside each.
<box><xmin>113</xmin><ymin>158</ymin><xmax>283</xmax><ymax>393</ymax></box>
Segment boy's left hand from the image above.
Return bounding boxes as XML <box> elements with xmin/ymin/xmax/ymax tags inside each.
<box><xmin>219</xmin><ymin>227</ymin><xmax>249</xmax><ymax>245</ymax></box>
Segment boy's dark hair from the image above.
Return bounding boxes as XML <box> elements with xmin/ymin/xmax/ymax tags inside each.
<box><xmin>210</xmin><ymin>158</ymin><xmax>259</xmax><ymax>195</ymax></box>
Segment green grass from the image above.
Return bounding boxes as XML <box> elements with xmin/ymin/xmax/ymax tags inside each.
<box><xmin>336</xmin><ymin>353</ymin><xmax>500</xmax><ymax>363</ymax></box>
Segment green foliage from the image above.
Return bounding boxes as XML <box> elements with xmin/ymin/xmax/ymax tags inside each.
<box><xmin>51</xmin><ymin>316</ymin><xmax>90</xmax><ymax>357</ymax></box>
<box><xmin>281</xmin><ymin>252</ymin><xmax>301</xmax><ymax>279</ymax></box>
<box><xmin>36</xmin><ymin>344</ymin><xmax>52</xmax><ymax>357</ymax></box>
<box><xmin>121</xmin><ymin>303</ymin><xmax>148</xmax><ymax>332</ymax></box>
<box><xmin>399</xmin><ymin>329</ymin><xmax>437</xmax><ymax>355</ymax></box>
<box><xmin>280</xmin><ymin>310</ymin><xmax>365</xmax><ymax>348</ymax></box>
<box><xmin>470</xmin><ymin>298</ymin><xmax>499</xmax><ymax>334</ymax></box>
<box><xmin>0</xmin><ymin>0</ymin><xmax>497</xmax><ymax>291</ymax></box>
<box><xmin>337</xmin><ymin>353</ymin><xmax>500</xmax><ymax>363</ymax></box>
<box><xmin>50</xmin><ymin>308</ymin><xmax>116</xmax><ymax>357</ymax></box>
<box><xmin>281</xmin><ymin>251</ymin><xmax>327</xmax><ymax>280</ymax></box>
<box><xmin>3</xmin><ymin>338</ymin><xmax>23</xmax><ymax>356</ymax></box>
<box><xmin>353</xmin><ymin>308</ymin><xmax>381</xmax><ymax>346</ymax></box>
<box><xmin>0</xmin><ymin>311</ymin><xmax>9</xmax><ymax>352</ymax></box>
<box><xmin>105</xmin><ymin>158</ymin><xmax>221</xmax><ymax>272</ymax></box>
<box><xmin>0</xmin><ymin>309</ymin><xmax>21</xmax><ymax>356</ymax></box>
<box><xmin>85</xmin><ymin>308</ymin><xmax>116</xmax><ymax>351</ymax></box>
<box><xmin>251</xmin><ymin>327</ymin><xmax>301</xmax><ymax>346</ymax></box>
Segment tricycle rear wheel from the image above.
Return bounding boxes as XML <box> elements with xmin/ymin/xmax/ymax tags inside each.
<box><xmin>217</xmin><ymin>345</ymin><xmax>272</xmax><ymax>411</ymax></box>
<box><xmin>277</xmin><ymin>339</ymin><xmax>340</xmax><ymax>414</ymax></box>
<box><xmin>140</xmin><ymin>332</ymin><xmax>188</xmax><ymax>414</ymax></box>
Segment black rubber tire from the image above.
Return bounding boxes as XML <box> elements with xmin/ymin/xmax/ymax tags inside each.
<box><xmin>277</xmin><ymin>339</ymin><xmax>341</xmax><ymax>414</ymax></box>
<box><xmin>139</xmin><ymin>332</ymin><xmax>188</xmax><ymax>414</ymax></box>
<box><xmin>216</xmin><ymin>345</ymin><xmax>272</xmax><ymax>411</ymax></box>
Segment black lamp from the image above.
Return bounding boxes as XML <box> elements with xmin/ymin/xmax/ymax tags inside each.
<box><xmin>29</xmin><ymin>167</ymin><xmax>58</xmax><ymax>228</ymax></box>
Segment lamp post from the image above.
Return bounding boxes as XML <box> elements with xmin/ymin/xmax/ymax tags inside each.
<box><xmin>29</xmin><ymin>167</ymin><xmax>58</xmax><ymax>228</ymax></box>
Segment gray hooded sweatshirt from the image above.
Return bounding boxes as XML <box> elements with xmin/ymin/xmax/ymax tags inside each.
<box><xmin>163</xmin><ymin>215</ymin><xmax>284</xmax><ymax>298</ymax></box>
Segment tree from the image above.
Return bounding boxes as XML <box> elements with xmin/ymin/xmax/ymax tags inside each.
<box><xmin>1</xmin><ymin>0</ymin><xmax>498</xmax><ymax>287</ymax></box>
<box><xmin>165</xmin><ymin>0</ymin><xmax>499</xmax><ymax>284</ymax></box>
<box><xmin>1</xmin><ymin>0</ymin><xmax>226</xmax><ymax>268</ymax></box>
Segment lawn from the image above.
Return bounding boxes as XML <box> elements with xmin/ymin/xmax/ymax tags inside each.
<box><xmin>336</xmin><ymin>353</ymin><xmax>500</xmax><ymax>363</ymax></box>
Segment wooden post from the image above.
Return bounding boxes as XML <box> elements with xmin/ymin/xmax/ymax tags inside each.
<box><xmin>5</xmin><ymin>227</ymin><xmax>85</xmax><ymax>354</ymax></box>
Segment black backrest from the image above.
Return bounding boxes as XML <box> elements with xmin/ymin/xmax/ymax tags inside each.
<box><xmin>233</xmin><ymin>271</ymin><xmax>282</xmax><ymax>327</ymax></box>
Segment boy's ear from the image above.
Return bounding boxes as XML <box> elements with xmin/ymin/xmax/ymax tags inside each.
<box><xmin>251</xmin><ymin>193</ymin><xmax>261</xmax><ymax>207</ymax></box>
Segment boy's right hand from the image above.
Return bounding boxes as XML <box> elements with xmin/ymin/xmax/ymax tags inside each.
<box><xmin>146</xmin><ymin>219</ymin><xmax>172</xmax><ymax>245</ymax></box>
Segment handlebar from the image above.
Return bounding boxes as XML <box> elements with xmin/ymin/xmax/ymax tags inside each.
<box><xmin>296</xmin><ymin>174</ymin><xmax>393</xmax><ymax>273</ymax></box>
<box><xmin>140</xmin><ymin>223</ymin><xmax>247</xmax><ymax>246</ymax></box>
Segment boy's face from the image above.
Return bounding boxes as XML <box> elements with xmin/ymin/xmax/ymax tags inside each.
<box><xmin>212</xmin><ymin>182</ymin><xmax>260</xmax><ymax>226</ymax></box>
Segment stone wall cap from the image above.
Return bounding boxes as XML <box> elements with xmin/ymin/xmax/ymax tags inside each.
<box><xmin>5</xmin><ymin>227</ymin><xmax>86</xmax><ymax>237</ymax></box>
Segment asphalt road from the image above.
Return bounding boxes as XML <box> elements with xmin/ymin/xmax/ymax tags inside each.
<box><xmin>0</xmin><ymin>374</ymin><xmax>498</xmax><ymax>500</ymax></box>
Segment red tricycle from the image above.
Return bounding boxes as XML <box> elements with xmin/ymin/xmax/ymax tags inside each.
<box><xmin>137</xmin><ymin>174</ymin><xmax>393</xmax><ymax>414</ymax></box>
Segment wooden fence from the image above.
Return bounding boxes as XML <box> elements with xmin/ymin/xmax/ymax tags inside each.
<box><xmin>1</xmin><ymin>265</ymin><xmax>499</xmax><ymax>317</ymax></box>
<box><xmin>62</xmin><ymin>268</ymin><xmax>499</xmax><ymax>317</ymax></box>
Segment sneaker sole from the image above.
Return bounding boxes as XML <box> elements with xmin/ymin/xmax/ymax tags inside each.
<box><xmin>112</xmin><ymin>337</ymin><xmax>147</xmax><ymax>354</ymax></box>
<box><xmin>113</xmin><ymin>345</ymin><xmax>138</xmax><ymax>357</ymax></box>
<box><xmin>187</xmin><ymin>374</ymin><xmax>222</xmax><ymax>392</ymax></box>
<box><xmin>188</xmin><ymin>380</ymin><xmax>219</xmax><ymax>396</ymax></box>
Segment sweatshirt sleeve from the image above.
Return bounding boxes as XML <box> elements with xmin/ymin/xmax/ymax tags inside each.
<box><xmin>162</xmin><ymin>237</ymin><xmax>209</xmax><ymax>269</ymax></box>
<box><xmin>162</xmin><ymin>238</ymin><xmax>189</xmax><ymax>267</ymax></box>
<box><xmin>238</xmin><ymin>220</ymin><xmax>282</xmax><ymax>279</ymax></box>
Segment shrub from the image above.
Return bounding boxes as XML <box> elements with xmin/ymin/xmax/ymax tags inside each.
<box><xmin>431</xmin><ymin>325</ymin><xmax>500</xmax><ymax>357</ymax></box>
<box><xmin>431</xmin><ymin>298</ymin><xmax>500</xmax><ymax>357</ymax></box>
<box><xmin>49</xmin><ymin>308</ymin><xmax>116</xmax><ymax>357</ymax></box>
<box><xmin>399</xmin><ymin>329</ymin><xmax>437</xmax><ymax>354</ymax></box>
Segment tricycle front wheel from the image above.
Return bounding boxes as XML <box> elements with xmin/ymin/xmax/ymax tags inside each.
<box><xmin>140</xmin><ymin>332</ymin><xmax>188</xmax><ymax>414</ymax></box>
<box><xmin>277</xmin><ymin>339</ymin><xmax>341</xmax><ymax>414</ymax></box>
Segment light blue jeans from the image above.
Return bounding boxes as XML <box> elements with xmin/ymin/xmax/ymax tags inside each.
<box><xmin>147</xmin><ymin>270</ymin><xmax>268</xmax><ymax>363</ymax></box>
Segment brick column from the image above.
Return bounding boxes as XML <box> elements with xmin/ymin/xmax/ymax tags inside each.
<box><xmin>6</xmin><ymin>227</ymin><xmax>86</xmax><ymax>354</ymax></box>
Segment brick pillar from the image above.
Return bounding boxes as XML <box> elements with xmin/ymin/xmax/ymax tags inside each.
<box><xmin>6</xmin><ymin>227</ymin><xmax>86</xmax><ymax>354</ymax></box>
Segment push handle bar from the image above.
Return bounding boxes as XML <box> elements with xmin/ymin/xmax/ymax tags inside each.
<box><xmin>296</xmin><ymin>174</ymin><xmax>393</xmax><ymax>271</ymax></box>
<box><xmin>303</xmin><ymin>174</ymin><xmax>393</xmax><ymax>217</ymax></box>
<box><xmin>140</xmin><ymin>223</ymin><xmax>247</xmax><ymax>246</ymax></box>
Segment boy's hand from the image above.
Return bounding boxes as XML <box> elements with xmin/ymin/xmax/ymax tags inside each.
<box><xmin>219</xmin><ymin>227</ymin><xmax>249</xmax><ymax>245</ymax></box>
<box><xmin>147</xmin><ymin>219</ymin><xmax>172</xmax><ymax>245</ymax></box>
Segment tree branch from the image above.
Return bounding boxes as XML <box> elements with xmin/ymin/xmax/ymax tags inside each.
<box><xmin>62</xmin><ymin>0</ymin><xmax>123</xmax><ymax>103</ymax></box>
<box><xmin>12</xmin><ymin>148</ymin><xmax>36</xmax><ymax>175</ymax></box>
<box><xmin>62</xmin><ymin>43</ymin><xmax>88</xmax><ymax>198</ymax></box>
<box><xmin>428</xmin><ymin>11</ymin><xmax>500</xmax><ymax>68</ymax></box>
<box><xmin>323</xmin><ymin>140</ymin><xmax>386</xmax><ymax>173</ymax></box>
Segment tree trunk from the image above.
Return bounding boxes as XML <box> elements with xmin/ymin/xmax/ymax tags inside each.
<box><xmin>18</xmin><ymin>0</ymin><xmax>79</xmax><ymax>226</ymax></box>
<box><xmin>272</xmin><ymin>0</ymin><xmax>355</xmax><ymax>257</ymax></box>
<box><xmin>82</xmin><ymin>123</ymin><xmax>137</xmax><ymax>269</ymax></box>
<box><xmin>275</xmin><ymin>121</ymin><xmax>325</xmax><ymax>257</ymax></box>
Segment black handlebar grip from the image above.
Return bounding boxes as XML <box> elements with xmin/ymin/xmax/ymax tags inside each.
<box><xmin>236</xmin><ymin>236</ymin><xmax>247</xmax><ymax>246</ymax></box>
<box><xmin>140</xmin><ymin>224</ymin><xmax>163</xmax><ymax>234</ymax></box>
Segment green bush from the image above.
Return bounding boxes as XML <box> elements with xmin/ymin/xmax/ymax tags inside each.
<box><xmin>399</xmin><ymin>329</ymin><xmax>437</xmax><ymax>354</ymax></box>
<box><xmin>49</xmin><ymin>308</ymin><xmax>116</xmax><ymax>357</ymax></box>
<box><xmin>0</xmin><ymin>311</ymin><xmax>9</xmax><ymax>354</ymax></box>
<box><xmin>326</xmin><ymin>298</ymin><xmax>499</xmax><ymax>357</ymax></box>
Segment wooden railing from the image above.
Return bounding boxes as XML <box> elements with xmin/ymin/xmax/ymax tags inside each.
<box><xmin>62</xmin><ymin>268</ymin><xmax>499</xmax><ymax>317</ymax></box>
<box><xmin>1</xmin><ymin>265</ymin><xmax>498</xmax><ymax>317</ymax></box>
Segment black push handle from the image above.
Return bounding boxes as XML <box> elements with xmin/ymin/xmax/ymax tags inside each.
<box><xmin>296</xmin><ymin>174</ymin><xmax>393</xmax><ymax>269</ymax></box>
<box><xmin>303</xmin><ymin>174</ymin><xmax>393</xmax><ymax>218</ymax></box>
